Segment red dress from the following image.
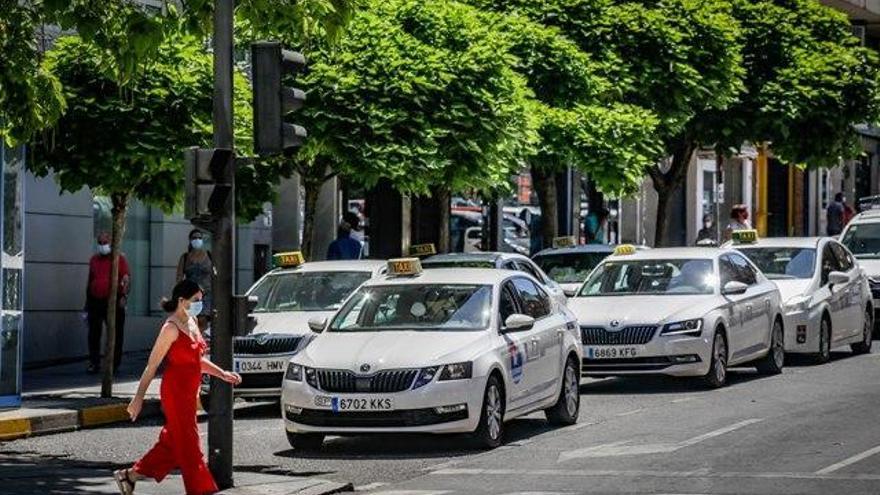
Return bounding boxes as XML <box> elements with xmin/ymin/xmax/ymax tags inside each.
<box><xmin>134</xmin><ymin>317</ymin><xmax>218</xmax><ymax>495</ymax></box>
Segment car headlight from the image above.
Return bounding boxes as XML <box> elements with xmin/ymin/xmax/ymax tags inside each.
<box><xmin>783</xmin><ymin>295</ymin><xmax>811</xmax><ymax>313</ymax></box>
<box><xmin>284</xmin><ymin>362</ymin><xmax>302</xmax><ymax>381</ymax></box>
<box><xmin>412</xmin><ymin>367</ymin><xmax>439</xmax><ymax>389</ymax></box>
<box><xmin>660</xmin><ymin>319</ymin><xmax>703</xmax><ymax>336</ymax></box>
<box><xmin>304</xmin><ymin>367</ymin><xmax>318</xmax><ymax>388</ymax></box>
<box><xmin>438</xmin><ymin>362</ymin><xmax>473</xmax><ymax>381</ymax></box>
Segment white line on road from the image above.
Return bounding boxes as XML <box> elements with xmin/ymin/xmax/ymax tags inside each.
<box><xmin>557</xmin><ymin>418</ymin><xmax>763</xmax><ymax>462</ymax></box>
<box><xmin>616</xmin><ymin>408</ymin><xmax>644</xmax><ymax>417</ymax></box>
<box><xmin>357</xmin><ymin>482</ymin><xmax>387</xmax><ymax>491</ymax></box>
<box><xmin>816</xmin><ymin>445</ymin><xmax>880</xmax><ymax>475</ymax></box>
<box><xmin>428</xmin><ymin>467</ymin><xmax>880</xmax><ymax>481</ymax></box>
<box><xmin>367</xmin><ymin>491</ymin><xmax>452</xmax><ymax>495</ymax></box>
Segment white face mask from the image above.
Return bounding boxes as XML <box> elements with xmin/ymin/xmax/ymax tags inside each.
<box><xmin>186</xmin><ymin>300</ymin><xmax>203</xmax><ymax>318</ymax></box>
<box><xmin>190</xmin><ymin>238</ymin><xmax>204</xmax><ymax>250</ymax></box>
<box><xmin>97</xmin><ymin>244</ymin><xmax>111</xmax><ymax>255</ymax></box>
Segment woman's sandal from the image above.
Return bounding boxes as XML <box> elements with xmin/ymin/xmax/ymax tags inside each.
<box><xmin>113</xmin><ymin>468</ymin><xmax>136</xmax><ymax>495</ymax></box>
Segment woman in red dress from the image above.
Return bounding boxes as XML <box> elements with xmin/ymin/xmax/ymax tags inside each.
<box><xmin>113</xmin><ymin>279</ymin><xmax>241</xmax><ymax>495</ymax></box>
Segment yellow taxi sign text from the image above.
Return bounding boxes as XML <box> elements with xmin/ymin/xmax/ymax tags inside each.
<box><xmin>408</xmin><ymin>243</ymin><xmax>437</xmax><ymax>257</ymax></box>
<box><xmin>388</xmin><ymin>257</ymin><xmax>423</xmax><ymax>276</ymax></box>
<box><xmin>731</xmin><ymin>229</ymin><xmax>758</xmax><ymax>244</ymax></box>
<box><xmin>273</xmin><ymin>251</ymin><xmax>305</xmax><ymax>268</ymax></box>
<box><xmin>613</xmin><ymin>244</ymin><xmax>637</xmax><ymax>256</ymax></box>
<box><xmin>552</xmin><ymin>236</ymin><xmax>576</xmax><ymax>249</ymax></box>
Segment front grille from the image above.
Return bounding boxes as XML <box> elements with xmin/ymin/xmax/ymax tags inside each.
<box><xmin>234</xmin><ymin>334</ymin><xmax>301</xmax><ymax>355</ymax></box>
<box><xmin>581</xmin><ymin>355</ymin><xmax>700</xmax><ymax>373</ymax></box>
<box><xmin>581</xmin><ymin>325</ymin><xmax>657</xmax><ymax>345</ymax></box>
<box><xmin>287</xmin><ymin>407</ymin><xmax>467</xmax><ymax>427</ymax></box>
<box><xmin>239</xmin><ymin>372</ymin><xmax>284</xmax><ymax>389</ymax></box>
<box><xmin>316</xmin><ymin>369</ymin><xmax>418</xmax><ymax>393</ymax></box>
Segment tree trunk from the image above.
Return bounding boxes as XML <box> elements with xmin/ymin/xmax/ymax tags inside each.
<box><xmin>650</xmin><ymin>140</ymin><xmax>696</xmax><ymax>247</ymax></box>
<box><xmin>301</xmin><ymin>176</ymin><xmax>321</xmax><ymax>261</ymax></box>
<box><xmin>101</xmin><ymin>192</ymin><xmax>129</xmax><ymax>398</ymax></box>
<box><xmin>436</xmin><ymin>187</ymin><xmax>451</xmax><ymax>254</ymax></box>
<box><xmin>531</xmin><ymin>164</ymin><xmax>557</xmax><ymax>250</ymax></box>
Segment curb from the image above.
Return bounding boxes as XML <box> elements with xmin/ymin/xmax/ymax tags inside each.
<box><xmin>0</xmin><ymin>399</ymin><xmax>162</xmax><ymax>441</ymax></box>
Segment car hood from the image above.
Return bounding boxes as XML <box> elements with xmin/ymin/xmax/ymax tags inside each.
<box><xmin>299</xmin><ymin>331</ymin><xmax>489</xmax><ymax>370</ymax></box>
<box><xmin>771</xmin><ymin>279</ymin><xmax>813</xmax><ymax>302</ymax></box>
<box><xmin>857</xmin><ymin>258</ymin><xmax>880</xmax><ymax>278</ymax></box>
<box><xmin>567</xmin><ymin>295</ymin><xmax>718</xmax><ymax>326</ymax></box>
<box><xmin>251</xmin><ymin>310</ymin><xmax>335</xmax><ymax>336</ymax></box>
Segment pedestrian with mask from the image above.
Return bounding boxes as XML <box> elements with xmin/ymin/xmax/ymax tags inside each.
<box><xmin>85</xmin><ymin>232</ymin><xmax>130</xmax><ymax>374</ymax></box>
<box><xmin>723</xmin><ymin>204</ymin><xmax>752</xmax><ymax>242</ymax></box>
<box><xmin>696</xmin><ymin>213</ymin><xmax>717</xmax><ymax>246</ymax></box>
<box><xmin>176</xmin><ymin>229</ymin><xmax>213</xmax><ymax>332</ymax></box>
<box><xmin>113</xmin><ymin>279</ymin><xmax>241</xmax><ymax>495</ymax></box>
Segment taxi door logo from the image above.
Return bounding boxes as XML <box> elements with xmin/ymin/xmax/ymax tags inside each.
<box><xmin>507</xmin><ymin>341</ymin><xmax>524</xmax><ymax>384</ymax></box>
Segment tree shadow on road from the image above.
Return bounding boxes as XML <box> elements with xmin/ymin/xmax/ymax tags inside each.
<box><xmin>578</xmin><ymin>370</ymin><xmax>768</xmax><ymax>396</ymax></box>
<box><xmin>0</xmin><ymin>450</ymin><xmax>124</xmax><ymax>494</ymax></box>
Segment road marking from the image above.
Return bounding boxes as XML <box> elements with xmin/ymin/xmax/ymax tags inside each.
<box><xmin>358</xmin><ymin>482</ymin><xmax>387</xmax><ymax>491</ymax></box>
<box><xmin>367</xmin><ymin>491</ymin><xmax>452</xmax><ymax>495</ymax></box>
<box><xmin>428</xmin><ymin>467</ymin><xmax>880</xmax><ymax>481</ymax></box>
<box><xmin>557</xmin><ymin>418</ymin><xmax>763</xmax><ymax>462</ymax></box>
<box><xmin>670</xmin><ymin>397</ymin><xmax>693</xmax><ymax>403</ymax></box>
<box><xmin>616</xmin><ymin>408</ymin><xmax>644</xmax><ymax>417</ymax></box>
<box><xmin>816</xmin><ymin>445</ymin><xmax>880</xmax><ymax>475</ymax></box>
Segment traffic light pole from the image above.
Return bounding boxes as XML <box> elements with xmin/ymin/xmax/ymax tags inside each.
<box><xmin>208</xmin><ymin>0</ymin><xmax>235</xmax><ymax>489</ymax></box>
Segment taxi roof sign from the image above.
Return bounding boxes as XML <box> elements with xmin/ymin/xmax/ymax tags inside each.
<box><xmin>388</xmin><ymin>257</ymin><xmax>423</xmax><ymax>276</ymax></box>
<box><xmin>273</xmin><ymin>251</ymin><xmax>305</xmax><ymax>268</ymax></box>
<box><xmin>613</xmin><ymin>244</ymin><xmax>637</xmax><ymax>256</ymax></box>
<box><xmin>552</xmin><ymin>236</ymin><xmax>576</xmax><ymax>249</ymax></box>
<box><xmin>409</xmin><ymin>243</ymin><xmax>437</xmax><ymax>257</ymax></box>
<box><xmin>731</xmin><ymin>229</ymin><xmax>758</xmax><ymax>244</ymax></box>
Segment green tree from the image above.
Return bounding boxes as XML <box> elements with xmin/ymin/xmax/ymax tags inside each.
<box><xmin>30</xmin><ymin>28</ymin><xmax>255</xmax><ymax>396</ymax></box>
<box><xmin>265</xmin><ymin>0</ymin><xmax>536</xmax><ymax>257</ymax></box>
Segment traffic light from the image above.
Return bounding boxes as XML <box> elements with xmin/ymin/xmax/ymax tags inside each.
<box><xmin>184</xmin><ymin>147</ymin><xmax>234</xmax><ymax>221</ymax></box>
<box><xmin>233</xmin><ymin>294</ymin><xmax>259</xmax><ymax>336</ymax></box>
<box><xmin>251</xmin><ymin>41</ymin><xmax>307</xmax><ymax>155</ymax></box>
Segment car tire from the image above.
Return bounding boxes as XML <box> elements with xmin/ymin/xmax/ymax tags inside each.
<box><xmin>545</xmin><ymin>357</ymin><xmax>580</xmax><ymax>426</ymax></box>
<box><xmin>286</xmin><ymin>432</ymin><xmax>324</xmax><ymax>452</ymax></box>
<box><xmin>851</xmin><ymin>308</ymin><xmax>873</xmax><ymax>355</ymax></box>
<box><xmin>703</xmin><ymin>330</ymin><xmax>728</xmax><ymax>389</ymax></box>
<box><xmin>813</xmin><ymin>317</ymin><xmax>832</xmax><ymax>364</ymax></box>
<box><xmin>472</xmin><ymin>375</ymin><xmax>505</xmax><ymax>449</ymax></box>
<box><xmin>756</xmin><ymin>318</ymin><xmax>785</xmax><ymax>375</ymax></box>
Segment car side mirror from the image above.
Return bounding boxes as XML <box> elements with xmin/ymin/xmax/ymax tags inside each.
<box><xmin>722</xmin><ymin>281</ymin><xmax>748</xmax><ymax>296</ymax></box>
<box><xmin>828</xmin><ymin>271</ymin><xmax>850</xmax><ymax>287</ymax></box>
<box><xmin>307</xmin><ymin>316</ymin><xmax>327</xmax><ymax>333</ymax></box>
<box><xmin>502</xmin><ymin>314</ymin><xmax>535</xmax><ymax>333</ymax></box>
<box><xmin>563</xmin><ymin>288</ymin><xmax>577</xmax><ymax>298</ymax></box>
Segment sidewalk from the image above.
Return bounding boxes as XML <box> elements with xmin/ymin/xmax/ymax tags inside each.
<box><xmin>0</xmin><ymin>352</ymin><xmax>161</xmax><ymax>440</ymax></box>
<box><xmin>0</xmin><ymin>451</ymin><xmax>352</xmax><ymax>494</ymax></box>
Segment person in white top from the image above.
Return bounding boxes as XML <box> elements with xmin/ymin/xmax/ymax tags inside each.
<box><xmin>723</xmin><ymin>204</ymin><xmax>752</xmax><ymax>242</ymax></box>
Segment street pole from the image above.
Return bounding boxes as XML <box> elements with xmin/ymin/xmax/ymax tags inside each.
<box><xmin>208</xmin><ymin>0</ymin><xmax>235</xmax><ymax>489</ymax></box>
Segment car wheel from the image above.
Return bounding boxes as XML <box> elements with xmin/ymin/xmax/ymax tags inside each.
<box><xmin>851</xmin><ymin>308</ymin><xmax>873</xmax><ymax>355</ymax></box>
<box><xmin>286</xmin><ymin>432</ymin><xmax>324</xmax><ymax>452</ymax></box>
<box><xmin>756</xmin><ymin>318</ymin><xmax>785</xmax><ymax>375</ymax></box>
<box><xmin>472</xmin><ymin>375</ymin><xmax>505</xmax><ymax>449</ymax></box>
<box><xmin>813</xmin><ymin>317</ymin><xmax>832</xmax><ymax>364</ymax></box>
<box><xmin>703</xmin><ymin>330</ymin><xmax>728</xmax><ymax>388</ymax></box>
<box><xmin>545</xmin><ymin>357</ymin><xmax>580</xmax><ymax>426</ymax></box>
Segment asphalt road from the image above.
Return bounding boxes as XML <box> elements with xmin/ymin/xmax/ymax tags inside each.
<box><xmin>3</xmin><ymin>347</ymin><xmax>880</xmax><ymax>494</ymax></box>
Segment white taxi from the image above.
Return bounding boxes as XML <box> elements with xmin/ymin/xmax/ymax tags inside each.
<box><xmin>201</xmin><ymin>253</ymin><xmax>386</xmax><ymax>406</ymax></box>
<box><xmin>840</xmin><ymin>208</ymin><xmax>880</xmax><ymax>331</ymax></box>
<box><xmin>280</xmin><ymin>259</ymin><xmax>582</xmax><ymax>451</ymax></box>
<box><xmin>731</xmin><ymin>236</ymin><xmax>873</xmax><ymax>361</ymax></box>
<box><xmin>568</xmin><ymin>244</ymin><xmax>784</xmax><ymax>388</ymax></box>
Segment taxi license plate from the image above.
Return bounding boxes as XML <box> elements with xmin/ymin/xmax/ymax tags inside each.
<box><xmin>586</xmin><ymin>346</ymin><xmax>639</xmax><ymax>360</ymax></box>
<box><xmin>234</xmin><ymin>357</ymin><xmax>288</xmax><ymax>373</ymax></box>
<box><xmin>314</xmin><ymin>395</ymin><xmax>394</xmax><ymax>412</ymax></box>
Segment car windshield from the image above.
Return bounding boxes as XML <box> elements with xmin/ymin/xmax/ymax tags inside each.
<box><xmin>249</xmin><ymin>271</ymin><xmax>372</xmax><ymax>312</ymax></box>
<box><xmin>534</xmin><ymin>252</ymin><xmax>610</xmax><ymax>284</ymax></box>
<box><xmin>841</xmin><ymin>223</ymin><xmax>880</xmax><ymax>259</ymax></box>
<box><xmin>579</xmin><ymin>259</ymin><xmax>716</xmax><ymax>296</ymax></box>
<box><xmin>737</xmin><ymin>247</ymin><xmax>816</xmax><ymax>279</ymax></box>
<box><xmin>330</xmin><ymin>284</ymin><xmax>492</xmax><ymax>332</ymax></box>
<box><xmin>422</xmin><ymin>260</ymin><xmax>496</xmax><ymax>269</ymax></box>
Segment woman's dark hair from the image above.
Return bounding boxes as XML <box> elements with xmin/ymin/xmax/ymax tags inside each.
<box><xmin>161</xmin><ymin>279</ymin><xmax>203</xmax><ymax>313</ymax></box>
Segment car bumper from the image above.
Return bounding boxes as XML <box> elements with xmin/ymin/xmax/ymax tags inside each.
<box><xmin>782</xmin><ymin>308</ymin><xmax>821</xmax><ymax>354</ymax></box>
<box><xmin>281</xmin><ymin>376</ymin><xmax>484</xmax><ymax>434</ymax></box>
<box><xmin>581</xmin><ymin>335</ymin><xmax>711</xmax><ymax>377</ymax></box>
